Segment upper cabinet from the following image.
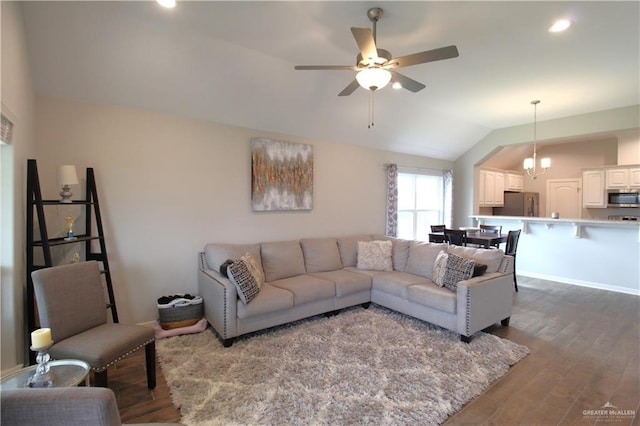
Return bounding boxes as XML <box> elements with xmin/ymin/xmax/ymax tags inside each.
<box><xmin>478</xmin><ymin>169</ymin><xmax>505</xmax><ymax>207</ymax></box>
<box><xmin>583</xmin><ymin>169</ymin><xmax>606</xmax><ymax>208</ymax></box>
<box><xmin>606</xmin><ymin>166</ymin><xmax>640</xmax><ymax>189</ymax></box>
<box><xmin>505</xmin><ymin>172</ymin><xmax>524</xmax><ymax>192</ymax></box>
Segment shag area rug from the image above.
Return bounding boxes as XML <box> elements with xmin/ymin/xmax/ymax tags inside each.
<box><xmin>157</xmin><ymin>305</ymin><xmax>529</xmax><ymax>426</ymax></box>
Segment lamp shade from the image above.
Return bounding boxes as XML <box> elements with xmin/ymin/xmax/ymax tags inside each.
<box><xmin>57</xmin><ymin>165</ymin><xmax>79</xmax><ymax>186</ymax></box>
<box><xmin>540</xmin><ymin>157</ymin><xmax>551</xmax><ymax>169</ymax></box>
<box><xmin>523</xmin><ymin>157</ymin><xmax>534</xmax><ymax>170</ymax></box>
<box><xmin>356</xmin><ymin>68</ymin><xmax>392</xmax><ymax>91</ymax></box>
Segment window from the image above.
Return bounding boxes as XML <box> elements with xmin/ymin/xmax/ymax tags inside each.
<box><xmin>397</xmin><ymin>171</ymin><xmax>444</xmax><ymax>240</ymax></box>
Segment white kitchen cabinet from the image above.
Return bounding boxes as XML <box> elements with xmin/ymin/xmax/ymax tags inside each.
<box><xmin>505</xmin><ymin>173</ymin><xmax>524</xmax><ymax>192</ymax></box>
<box><xmin>478</xmin><ymin>169</ymin><xmax>505</xmax><ymax>207</ymax></box>
<box><xmin>606</xmin><ymin>168</ymin><xmax>629</xmax><ymax>188</ymax></box>
<box><xmin>583</xmin><ymin>169</ymin><xmax>606</xmax><ymax>208</ymax></box>
<box><xmin>629</xmin><ymin>168</ymin><xmax>640</xmax><ymax>187</ymax></box>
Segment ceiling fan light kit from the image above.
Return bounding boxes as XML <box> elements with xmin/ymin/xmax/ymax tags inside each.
<box><xmin>294</xmin><ymin>7</ymin><xmax>459</xmax><ymax>127</ymax></box>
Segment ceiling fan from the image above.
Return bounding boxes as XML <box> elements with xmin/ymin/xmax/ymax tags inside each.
<box><xmin>294</xmin><ymin>7</ymin><xmax>459</xmax><ymax>96</ymax></box>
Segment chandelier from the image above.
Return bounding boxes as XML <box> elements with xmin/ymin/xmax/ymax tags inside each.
<box><xmin>523</xmin><ymin>100</ymin><xmax>550</xmax><ymax>180</ymax></box>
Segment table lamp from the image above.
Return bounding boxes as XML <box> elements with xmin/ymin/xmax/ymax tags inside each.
<box><xmin>57</xmin><ymin>165</ymin><xmax>79</xmax><ymax>203</ymax></box>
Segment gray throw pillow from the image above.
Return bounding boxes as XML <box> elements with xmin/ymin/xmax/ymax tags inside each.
<box><xmin>228</xmin><ymin>260</ymin><xmax>260</xmax><ymax>304</ymax></box>
<box><xmin>442</xmin><ymin>253</ymin><xmax>475</xmax><ymax>292</ymax></box>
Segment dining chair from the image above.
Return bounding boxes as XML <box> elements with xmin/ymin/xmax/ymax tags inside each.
<box><xmin>443</xmin><ymin>229</ymin><xmax>467</xmax><ymax>246</ymax></box>
<box><xmin>480</xmin><ymin>225</ymin><xmax>502</xmax><ymax>248</ymax></box>
<box><xmin>505</xmin><ymin>230</ymin><xmax>522</xmax><ymax>291</ymax></box>
<box><xmin>430</xmin><ymin>224</ymin><xmax>446</xmax><ymax>232</ymax></box>
<box><xmin>31</xmin><ymin>261</ymin><xmax>156</xmax><ymax>389</ymax></box>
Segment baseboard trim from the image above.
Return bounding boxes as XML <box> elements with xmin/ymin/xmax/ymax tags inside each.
<box><xmin>519</xmin><ymin>270</ymin><xmax>640</xmax><ymax>296</ymax></box>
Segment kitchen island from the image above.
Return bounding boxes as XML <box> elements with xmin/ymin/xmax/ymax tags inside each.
<box><xmin>470</xmin><ymin>215</ymin><xmax>639</xmax><ymax>295</ymax></box>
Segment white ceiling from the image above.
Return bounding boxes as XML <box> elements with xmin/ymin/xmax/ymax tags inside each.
<box><xmin>21</xmin><ymin>1</ymin><xmax>640</xmax><ymax>161</ymax></box>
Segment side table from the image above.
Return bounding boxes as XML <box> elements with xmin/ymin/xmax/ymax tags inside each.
<box><xmin>0</xmin><ymin>359</ymin><xmax>90</xmax><ymax>389</ymax></box>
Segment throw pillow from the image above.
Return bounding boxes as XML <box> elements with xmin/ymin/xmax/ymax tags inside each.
<box><xmin>219</xmin><ymin>259</ymin><xmax>234</xmax><ymax>278</ymax></box>
<box><xmin>442</xmin><ymin>253</ymin><xmax>475</xmax><ymax>292</ymax></box>
<box><xmin>432</xmin><ymin>250</ymin><xmax>448</xmax><ymax>287</ymax></box>
<box><xmin>241</xmin><ymin>252</ymin><xmax>265</xmax><ymax>288</ymax></box>
<box><xmin>472</xmin><ymin>263</ymin><xmax>488</xmax><ymax>277</ymax></box>
<box><xmin>356</xmin><ymin>240</ymin><xmax>393</xmax><ymax>271</ymax></box>
<box><xmin>227</xmin><ymin>260</ymin><xmax>260</xmax><ymax>304</ymax></box>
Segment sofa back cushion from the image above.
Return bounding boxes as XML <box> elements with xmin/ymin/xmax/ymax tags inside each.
<box><xmin>370</xmin><ymin>235</ymin><xmax>411</xmax><ymax>272</ymax></box>
<box><xmin>261</xmin><ymin>240</ymin><xmax>306</xmax><ymax>282</ymax></box>
<box><xmin>446</xmin><ymin>246</ymin><xmax>504</xmax><ymax>273</ymax></box>
<box><xmin>337</xmin><ymin>235</ymin><xmax>372</xmax><ymax>267</ymax></box>
<box><xmin>300</xmin><ymin>238</ymin><xmax>343</xmax><ymax>273</ymax></box>
<box><xmin>204</xmin><ymin>243</ymin><xmax>262</xmax><ymax>273</ymax></box>
<box><xmin>405</xmin><ymin>241</ymin><xmax>448</xmax><ymax>279</ymax></box>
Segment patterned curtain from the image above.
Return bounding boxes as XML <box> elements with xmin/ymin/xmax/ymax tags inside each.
<box><xmin>384</xmin><ymin>163</ymin><xmax>398</xmax><ymax>237</ymax></box>
<box><xmin>443</xmin><ymin>170</ymin><xmax>453</xmax><ymax>227</ymax></box>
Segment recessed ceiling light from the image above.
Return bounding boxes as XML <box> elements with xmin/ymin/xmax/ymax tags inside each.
<box><xmin>157</xmin><ymin>0</ymin><xmax>176</xmax><ymax>9</ymax></box>
<box><xmin>549</xmin><ymin>19</ymin><xmax>571</xmax><ymax>33</ymax></box>
<box><xmin>392</xmin><ymin>82</ymin><xmax>402</xmax><ymax>90</ymax></box>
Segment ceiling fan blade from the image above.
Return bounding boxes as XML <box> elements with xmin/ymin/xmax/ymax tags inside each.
<box><xmin>392</xmin><ymin>45</ymin><xmax>459</xmax><ymax>68</ymax></box>
<box><xmin>351</xmin><ymin>27</ymin><xmax>377</xmax><ymax>63</ymax></box>
<box><xmin>295</xmin><ymin>65</ymin><xmax>357</xmax><ymax>70</ymax></box>
<box><xmin>338</xmin><ymin>79</ymin><xmax>360</xmax><ymax>96</ymax></box>
<box><xmin>390</xmin><ymin>71</ymin><xmax>426</xmax><ymax>93</ymax></box>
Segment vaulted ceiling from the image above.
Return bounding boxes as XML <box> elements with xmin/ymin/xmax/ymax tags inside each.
<box><xmin>21</xmin><ymin>1</ymin><xmax>640</xmax><ymax>161</ymax></box>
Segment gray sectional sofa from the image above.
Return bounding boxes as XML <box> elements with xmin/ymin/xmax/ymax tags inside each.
<box><xmin>197</xmin><ymin>235</ymin><xmax>515</xmax><ymax>346</ymax></box>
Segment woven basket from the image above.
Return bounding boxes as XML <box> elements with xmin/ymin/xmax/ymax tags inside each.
<box><xmin>158</xmin><ymin>297</ymin><xmax>204</xmax><ymax>330</ymax></box>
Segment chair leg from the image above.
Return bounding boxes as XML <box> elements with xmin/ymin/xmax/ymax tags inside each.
<box><xmin>145</xmin><ymin>341</ymin><xmax>156</xmax><ymax>389</ymax></box>
<box><xmin>94</xmin><ymin>370</ymin><xmax>108</xmax><ymax>388</ymax></box>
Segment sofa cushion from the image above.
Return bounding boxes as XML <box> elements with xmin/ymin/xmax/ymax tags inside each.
<box><xmin>432</xmin><ymin>250</ymin><xmax>448</xmax><ymax>287</ymax></box>
<box><xmin>227</xmin><ymin>260</ymin><xmax>260</xmax><ymax>304</ymax></box>
<box><xmin>269</xmin><ymin>275</ymin><xmax>335</xmax><ymax>305</ymax></box>
<box><xmin>261</xmin><ymin>240</ymin><xmax>306</xmax><ymax>282</ymax></box>
<box><xmin>237</xmin><ymin>283</ymin><xmax>294</xmax><ymax>319</ymax></box>
<box><xmin>357</xmin><ymin>240</ymin><xmax>393</xmax><ymax>271</ymax></box>
<box><xmin>370</xmin><ymin>235</ymin><xmax>411</xmax><ymax>272</ymax></box>
<box><xmin>446</xmin><ymin>246</ymin><xmax>504</xmax><ymax>273</ymax></box>
<box><xmin>407</xmin><ymin>282</ymin><xmax>457</xmax><ymax>314</ymax></box>
<box><xmin>311</xmin><ymin>270</ymin><xmax>372</xmax><ymax>297</ymax></box>
<box><xmin>300</xmin><ymin>238</ymin><xmax>343</xmax><ymax>273</ymax></box>
<box><xmin>337</xmin><ymin>235</ymin><xmax>372</xmax><ymax>267</ymax></box>
<box><xmin>205</xmin><ymin>243</ymin><xmax>262</xmax><ymax>272</ymax></box>
<box><xmin>241</xmin><ymin>252</ymin><xmax>264</xmax><ymax>288</ymax></box>
<box><xmin>442</xmin><ymin>253</ymin><xmax>475</xmax><ymax>292</ymax></box>
<box><xmin>372</xmin><ymin>271</ymin><xmax>431</xmax><ymax>299</ymax></box>
<box><xmin>405</xmin><ymin>242</ymin><xmax>448</xmax><ymax>279</ymax></box>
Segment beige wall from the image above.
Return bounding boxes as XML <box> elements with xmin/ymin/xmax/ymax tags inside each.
<box><xmin>1</xmin><ymin>2</ymin><xmax>37</xmax><ymax>370</ymax></box>
<box><xmin>34</xmin><ymin>96</ymin><xmax>453</xmax><ymax>329</ymax></box>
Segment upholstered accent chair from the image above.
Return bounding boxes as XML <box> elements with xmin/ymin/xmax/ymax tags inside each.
<box><xmin>31</xmin><ymin>261</ymin><xmax>156</xmax><ymax>388</ymax></box>
<box><xmin>1</xmin><ymin>387</ymin><xmax>180</xmax><ymax>426</ymax></box>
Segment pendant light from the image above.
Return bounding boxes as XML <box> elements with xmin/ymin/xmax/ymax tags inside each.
<box><xmin>523</xmin><ymin>100</ymin><xmax>550</xmax><ymax>180</ymax></box>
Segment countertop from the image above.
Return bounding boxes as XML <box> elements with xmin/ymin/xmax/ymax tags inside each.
<box><xmin>470</xmin><ymin>215</ymin><xmax>640</xmax><ymax>227</ymax></box>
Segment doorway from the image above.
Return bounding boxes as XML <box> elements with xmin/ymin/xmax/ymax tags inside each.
<box><xmin>546</xmin><ymin>179</ymin><xmax>582</xmax><ymax>219</ymax></box>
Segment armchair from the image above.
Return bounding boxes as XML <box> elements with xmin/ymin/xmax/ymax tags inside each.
<box><xmin>31</xmin><ymin>261</ymin><xmax>156</xmax><ymax>389</ymax></box>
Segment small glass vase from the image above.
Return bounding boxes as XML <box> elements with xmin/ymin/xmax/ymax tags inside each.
<box><xmin>27</xmin><ymin>344</ymin><xmax>55</xmax><ymax>388</ymax></box>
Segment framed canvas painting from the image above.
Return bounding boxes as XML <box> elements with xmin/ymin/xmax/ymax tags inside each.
<box><xmin>251</xmin><ymin>138</ymin><xmax>313</xmax><ymax>211</ymax></box>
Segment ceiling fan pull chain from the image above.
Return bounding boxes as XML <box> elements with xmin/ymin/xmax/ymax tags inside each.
<box><xmin>368</xmin><ymin>90</ymin><xmax>374</xmax><ymax>128</ymax></box>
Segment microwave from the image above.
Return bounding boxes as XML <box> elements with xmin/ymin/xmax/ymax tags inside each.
<box><xmin>607</xmin><ymin>189</ymin><xmax>640</xmax><ymax>208</ymax></box>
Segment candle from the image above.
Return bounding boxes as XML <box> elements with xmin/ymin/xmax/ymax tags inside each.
<box><xmin>31</xmin><ymin>328</ymin><xmax>52</xmax><ymax>348</ymax></box>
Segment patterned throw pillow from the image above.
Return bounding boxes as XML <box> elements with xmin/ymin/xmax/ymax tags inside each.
<box><xmin>356</xmin><ymin>240</ymin><xmax>393</xmax><ymax>271</ymax></box>
<box><xmin>227</xmin><ymin>260</ymin><xmax>260</xmax><ymax>304</ymax></box>
<box><xmin>442</xmin><ymin>253</ymin><xmax>475</xmax><ymax>292</ymax></box>
<box><xmin>432</xmin><ymin>250</ymin><xmax>448</xmax><ymax>287</ymax></box>
<box><xmin>241</xmin><ymin>252</ymin><xmax>265</xmax><ymax>288</ymax></box>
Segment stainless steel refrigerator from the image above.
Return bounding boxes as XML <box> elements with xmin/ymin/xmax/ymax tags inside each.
<box><xmin>493</xmin><ymin>192</ymin><xmax>539</xmax><ymax>216</ymax></box>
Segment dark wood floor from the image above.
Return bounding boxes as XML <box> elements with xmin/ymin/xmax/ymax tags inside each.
<box><xmin>110</xmin><ymin>277</ymin><xmax>639</xmax><ymax>425</ymax></box>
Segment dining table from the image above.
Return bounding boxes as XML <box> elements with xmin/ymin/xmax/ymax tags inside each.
<box><xmin>428</xmin><ymin>231</ymin><xmax>507</xmax><ymax>249</ymax></box>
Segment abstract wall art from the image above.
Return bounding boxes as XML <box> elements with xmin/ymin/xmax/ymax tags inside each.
<box><xmin>251</xmin><ymin>138</ymin><xmax>313</xmax><ymax>211</ymax></box>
